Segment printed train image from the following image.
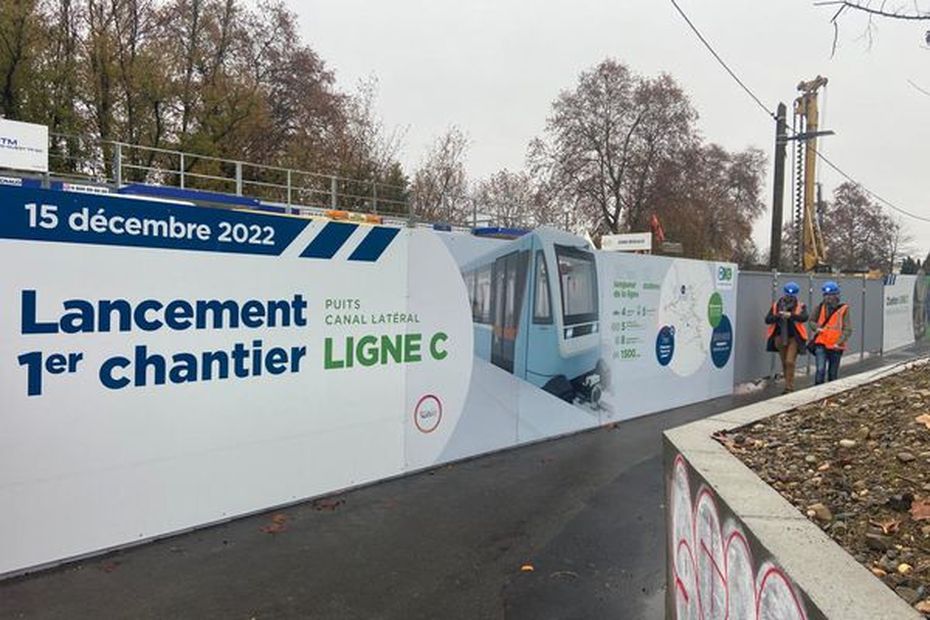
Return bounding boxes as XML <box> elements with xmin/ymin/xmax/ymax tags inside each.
<box><xmin>460</xmin><ymin>227</ymin><xmax>607</xmax><ymax>404</ymax></box>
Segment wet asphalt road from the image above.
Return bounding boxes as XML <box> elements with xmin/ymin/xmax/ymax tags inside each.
<box><xmin>1</xmin><ymin>346</ymin><xmax>926</xmax><ymax>620</ymax></box>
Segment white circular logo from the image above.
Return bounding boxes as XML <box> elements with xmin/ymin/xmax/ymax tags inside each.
<box><xmin>414</xmin><ymin>395</ymin><xmax>443</xmax><ymax>434</ymax></box>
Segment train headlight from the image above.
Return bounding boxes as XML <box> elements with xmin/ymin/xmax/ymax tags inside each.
<box><xmin>592</xmin><ymin>322</ymin><xmax>598</xmax><ymax>333</ymax></box>
<box><xmin>564</xmin><ymin>327</ymin><xmax>574</xmax><ymax>339</ymax></box>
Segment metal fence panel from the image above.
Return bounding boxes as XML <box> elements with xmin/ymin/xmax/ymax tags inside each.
<box><xmin>734</xmin><ymin>271</ymin><xmax>886</xmax><ymax>384</ymax></box>
<box><xmin>808</xmin><ymin>275</ymin><xmax>860</xmax><ymax>356</ymax></box>
<box><xmin>734</xmin><ymin>272</ymin><xmax>776</xmax><ymax>383</ymax></box>
<box><xmin>776</xmin><ymin>272</ymin><xmax>816</xmax><ymax>377</ymax></box>
<box><xmin>864</xmin><ymin>278</ymin><xmax>884</xmax><ymax>354</ymax></box>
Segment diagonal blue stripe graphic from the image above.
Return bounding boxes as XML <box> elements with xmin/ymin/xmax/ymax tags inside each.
<box><xmin>300</xmin><ymin>221</ymin><xmax>358</xmax><ymax>259</ymax></box>
<box><xmin>348</xmin><ymin>226</ymin><xmax>400</xmax><ymax>262</ymax></box>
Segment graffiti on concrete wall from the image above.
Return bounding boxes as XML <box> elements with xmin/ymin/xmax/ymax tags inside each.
<box><xmin>669</xmin><ymin>454</ymin><xmax>808</xmax><ymax>620</ymax></box>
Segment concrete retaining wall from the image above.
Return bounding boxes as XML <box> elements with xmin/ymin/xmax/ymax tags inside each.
<box><xmin>664</xmin><ymin>360</ymin><xmax>927</xmax><ymax>620</ymax></box>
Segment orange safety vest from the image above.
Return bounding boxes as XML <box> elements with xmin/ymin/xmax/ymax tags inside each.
<box><xmin>814</xmin><ymin>303</ymin><xmax>848</xmax><ymax>350</ymax></box>
<box><xmin>766</xmin><ymin>302</ymin><xmax>808</xmax><ymax>341</ymax></box>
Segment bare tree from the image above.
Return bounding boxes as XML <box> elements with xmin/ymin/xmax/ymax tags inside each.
<box><xmin>409</xmin><ymin>127</ymin><xmax>470</xmax><ymax>223</ymax></box>
<box><xmin>886</xmin><ymin>216</ymin><xmax>916</xmax><ymax>273</ymax></box>
<box><xmin>816</xmin><ymin>0</ymin><xmax>930</xmax><ymax>52</ymax></box>
<box><xmin>0</xmin><ymin>0</ymin><xmax>413</xmax><ymax>204</ymax></box>
<box><xmin>650</xmin><ymin>143</ymin><xmax>767</xmax><ymax>264</ymax></box>
<box><xmin>821</xmin><ymin>181</ymin><xmax>902</xmax><ymax>271</ymax></box>
<box><xmin>472</xmin><ymin>169</ymin><xmax>554</xmax><ymax>228</ymax></box>
<box><xmin>331</xmin><ymin>75</ymin><xmax>408</xmax><ymax>209</ymax></box>
<box><xmin>528</xmin><ymin>59</ymin><xmax>697</xmax><ymax>237</ymax></box>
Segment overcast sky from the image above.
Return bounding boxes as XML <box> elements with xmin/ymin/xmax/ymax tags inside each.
<box><xmin>293</xmin><ymin>0</ymin><xmax>929</xmax><ymax>260</ymax></box>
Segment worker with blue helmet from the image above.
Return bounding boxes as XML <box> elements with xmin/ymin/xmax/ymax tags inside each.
<box><xmin>821</xmin><ymin>281</ymin><xmax>840</xmax><ymax>295</ymax></box>
<box><xmin>809</xmin><ymin>280</ymin><xmax>853</xmax><ymax>384</ymax></box>
<box><xmin>765</xmin><ymin>280</ymin><xmax>809</xmax><ymax>393</ymax></box>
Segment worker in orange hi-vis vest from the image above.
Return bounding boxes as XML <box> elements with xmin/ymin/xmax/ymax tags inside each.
<box><xmin>765</xmin><ymin>281</ymin><xmax>809</xmax><ymax>393</ymax></box>
<box><xmin>808</xmin><ymin>281</ymin><xmax>853</xmax><ymax>385</ymax></box>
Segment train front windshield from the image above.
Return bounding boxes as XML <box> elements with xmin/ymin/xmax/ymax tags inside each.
<box><xmin>555</xmin><ymin>245</ymin><xmax>598</xmax><ymax>327</ymax></box>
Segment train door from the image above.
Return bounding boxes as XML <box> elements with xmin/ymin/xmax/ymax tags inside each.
<box><xmin>491</xmin><ymin>251</ymin><xmax>528</xmax><ymax>374</ymax></box>
<box><xmin>524</xmin><ymin>249</ymin><xmax>559</xmax><ymax>385</ymax></box>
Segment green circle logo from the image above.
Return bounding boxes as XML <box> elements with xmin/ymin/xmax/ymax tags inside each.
<box><xmin>708</xmin><ymin>292</ymin><xmax>723</xmax><ymax>328</ymax></box>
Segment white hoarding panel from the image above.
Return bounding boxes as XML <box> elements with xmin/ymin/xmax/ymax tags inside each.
<box><xmin>597</xmin><ymin>253</ymin><xmax>737</xmax><ymax>419</ymax></box>
<box><xmin>0</xmin><ymin>119</ymin><xmax>48</xmax><ymax>172</ymax></box>
<box><xmin>883</xmin><ymin>274</ymin><xmax>917</xmax><ymax>351</ymax></box>
<box><xmin>0</xmin><ymin>188</ymin><xmax>736</xmax><ymax>577</ymax></box>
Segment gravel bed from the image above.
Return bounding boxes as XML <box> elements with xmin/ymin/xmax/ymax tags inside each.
<box><xmin>720</xmin><ymin>365</ymin><xmax>930</xmax><ymax>617</ymax></box>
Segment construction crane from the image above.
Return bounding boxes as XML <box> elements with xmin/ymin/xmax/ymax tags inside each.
<box><xmin>793</xmin><ymin>76</ymin><xmax>832</xmax><ymax>272</ymax></box>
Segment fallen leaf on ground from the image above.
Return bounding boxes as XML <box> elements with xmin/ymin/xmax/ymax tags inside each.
<box><xmin>520</xmin><ymin>564</ymin><xmax>535</xmax><ymax>572</ymax></box>
<box><xmin>713</xmin><ymin>432</ymin><xmax>739</xmax><ymax>451</ymax></box>
<box><xmin>917</xmin><ymin>600</ymin><xmax>930</xmax><ymax>613</ymax></box>
<box><xmin>869</xmin><ymin>518</ymin><xmax>902</xmax><ymax>535</ymax></box>
<box><xmin>260</xmin><ymin>513</ymin><xmax>289</xmax><ymax>534</ymax></box>
<box><xmin>910</xmin><ymin>498</ymin><xmax>930</xmax><ymax>521</ymax></box>
<box><xmin>915</xmin><ymin>414</ymin><xmax>930</xmax><ymax>430</ymax></box>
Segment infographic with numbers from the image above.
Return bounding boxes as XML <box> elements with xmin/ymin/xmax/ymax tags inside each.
<box><xmin>598</xmin><ymin>254</ymin><xmax>737</xmax><ymax>420</ymax></box>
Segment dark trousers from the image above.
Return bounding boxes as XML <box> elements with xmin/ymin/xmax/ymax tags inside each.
<box><xmin>814</xmin><ymin>345</ymin><xmax>842</xmax><ymax>384</ymax></box>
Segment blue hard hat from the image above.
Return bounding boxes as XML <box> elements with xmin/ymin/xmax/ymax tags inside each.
<box><xmin>783</xmin><ymin>281</ymin><xmax>800</xmax><ymax>296</ymax></box>
<box><xmin>822</xmin><ymin>280</ymin><xmax>840</xmax><ymax>295</ymax></box>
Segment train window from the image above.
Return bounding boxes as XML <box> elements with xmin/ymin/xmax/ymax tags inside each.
<box><xmin>555</xmin><ymin>245</ymin><xmax>598</xmax><ymax>325</ymax></box>
<box><xmin>533</xmin><ymin>251</ymin><xmax>552</xmax><ymax>323</ymax></box>
<box><xmin>463</xmin><ymin>271</ymin><xmax>476</xmax><ymax>316</ymax></box>
<box><xmin>502</xmin><ymin>251</ymin><xmax>529</xmax><ymax>331</ymax></box>
<box><xmin>474</xmin><ymin>266</ymin><xmax>492</xmax><ymax>323</ymax></box>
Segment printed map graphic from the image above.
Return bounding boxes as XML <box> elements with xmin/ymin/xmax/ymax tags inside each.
<box><xmin>657</xmin><ymin>260</ymin><xmax>714</xmax><ymax>377</ymax></box>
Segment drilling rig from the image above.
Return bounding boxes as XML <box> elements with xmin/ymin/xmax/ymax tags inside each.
<box><xmin>793</xmin><ymin>76</ymin><xmax>831</xmax><ymax>272</ymax></box>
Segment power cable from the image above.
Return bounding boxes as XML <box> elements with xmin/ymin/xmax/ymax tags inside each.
<box><xmin>813</xmin><ymin>150</ymin><xmax>930</xmax><ymax>222</ymax></box>
<box><xmin>668</xmin><ymin>0</ymin><xmax>930</xmax><ymax>224</ymax></box>
<box><xmin>668</xmin><ymin>0</ymin><xmax>777</xmax><ymax>120</ymax></box>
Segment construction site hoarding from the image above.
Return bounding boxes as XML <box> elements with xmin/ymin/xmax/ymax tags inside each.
<box><xmin>0</xmin><ymin>186</ymin><xmax>738</xmax><ymax>576</ymax></box>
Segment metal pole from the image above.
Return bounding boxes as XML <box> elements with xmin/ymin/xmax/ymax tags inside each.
<box><xmin>769</xmin><ymin>103</ymin><xmax>787</xmax><ymax>270</ymax></box>
<box><xmin>372</xmin><ymin>182</ymin><xmax>378</xmax><ymax>214</ymax></box>
<box><xmin>235</xmin><ymin>162</ymin><xmax>243</xmax><ymax>196</ymax></box>
<box><xmin>113</xmin><ymin>143</ymin><xmax>123</xmax><ymax>188</ymax></box>
<box><xmin>179</xmin><ymin>152</ymin><xmax>185</xmax><ymax>189</ymax></box>
<box><xmin>287</xmin><ymin>169</ymin><xmax>292</xmax><ymax>214</ymax></box>
<box><xmin>879</xmin><ymin>276</ymin><xmax>886</xmax><ymax>358</ymax></box>
<box><xmin>330</xmin><ymin>176</ymin><xmax>337</xmax><ymax>210</ymax></box>
<box><xmin>860</xmin><ymin>275</ymin><xmax>866</xmax><ymax>361</ymax></box>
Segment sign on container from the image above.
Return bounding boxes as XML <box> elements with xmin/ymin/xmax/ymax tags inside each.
<box><xmin>0</xmin><ymin>119</ymin><xmax>48</xmax><ymax>173</ymax></box>
<box><xmin>601</xmin><ymin>232</ymin><xmax>652</xmax><ymax>252</ymax></box>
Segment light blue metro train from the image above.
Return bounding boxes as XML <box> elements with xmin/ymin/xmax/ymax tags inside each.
<box><xmin>460</xmin><ymin>227</ymin><xmax>606</xmax><ymax>404</ymax></box>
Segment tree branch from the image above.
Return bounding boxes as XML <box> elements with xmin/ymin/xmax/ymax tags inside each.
<box><xmin>815</xmin><ymin>0</ymin><xmax>930</xmax><ymax>20</ymax></box>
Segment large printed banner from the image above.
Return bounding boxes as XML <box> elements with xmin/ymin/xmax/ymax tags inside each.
<box><xmin>883</xmin><ymin>274</ymin><xmax>919</xmax><ymax>351</ymax></box>
<box><xmin>0</xmin><ymin>186</ymin><xmax>735</xmax><ymax>576</ymax></box>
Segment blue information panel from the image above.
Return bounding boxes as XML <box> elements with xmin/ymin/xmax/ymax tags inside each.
<box><xmin>0</xmin><ymin>186</ymin><xmax>309</xmax><ymax>256</ymax></box>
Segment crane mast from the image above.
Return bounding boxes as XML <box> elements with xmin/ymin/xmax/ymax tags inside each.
<box><xmin>794</xmin><ymin>76</ymin><xmax>829</xmax><ymax>272</ymax></box>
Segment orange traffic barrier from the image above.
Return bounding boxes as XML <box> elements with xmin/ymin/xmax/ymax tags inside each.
<box><xmin>325</xmin><ymin>210</ymin><xmax>382</xmax><ymax>225</ymax></box>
